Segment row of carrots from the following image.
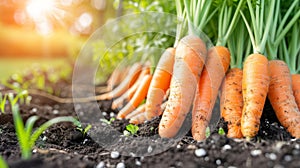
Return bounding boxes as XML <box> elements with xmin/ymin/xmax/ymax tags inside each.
<box><xmin>95</xmin><ymin>0</ymin><xmax>300</xmax><ymax>141</ymax></box>
<box><xmin>97</xmin><ymin>36</ymin><xmax>300</xmax><ymax>141</ymax></box>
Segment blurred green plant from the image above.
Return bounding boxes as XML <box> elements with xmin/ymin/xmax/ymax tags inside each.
<box><xmin>12</xmin><ymin>104</ymin><xmax>80</xmax><ymax>160</ymax></box>
<box><xmin>0</xmin><ymin>155</ymin><xmax>8</xmax><ymax>168</ymax></box>
<box><xmin>0</xmin><ymin>93</ymin><xmax>7</xmax><ymax>113</ymax></box>
<box><xmin>92</xmin><ymin>0</ymin><xmax>177</xmax><ymax>84</ymax></box>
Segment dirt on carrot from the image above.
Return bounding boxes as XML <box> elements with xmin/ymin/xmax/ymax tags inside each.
<box><xmin>241</xmin><ymin>54</ymin><xmax>270</xmax><ymax>138</ymax></box>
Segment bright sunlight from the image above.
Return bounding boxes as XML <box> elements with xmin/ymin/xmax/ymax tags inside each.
<box><xmin>25</xmin><ymin>0</ymin><xmax>65</xmax><ymax>35</ymax></box>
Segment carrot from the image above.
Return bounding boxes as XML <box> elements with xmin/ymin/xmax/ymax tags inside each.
<box><xmin>145</xmin><ymin>48</ymin><xmax>175</xmax><ymax>120</ymax></box>
<box><xmin>191</xmin><ymin>46</ymin><xmax>231</xmax><ymax>140</ymax></box>
<box><xmin>117</xmin><ymin>74</ymin><xmax>152</xmax><ymax>119</ymax></box>
<box><xmin>95</xmin><ymin>63</ymin><xmax>143</xmax><ymax>100</ymax></box>
<box><xmin>129</xmin><ymin>101</ymin><xmax>168</xmax><ymax>124</ymax></box>
<box><xmin>126</xmin><ymin>104</ymin><xmax>146</xmax><ymax>120</ymax></box>
<box><xmin>240</xmin><ymin>54</ymin><xmax>270</xmax><ymax>138</ymax></box>
<box><xmin>268</xmin><ymin>60</ymin><xmax>300</xmax><ymax>138</ymax></box>
<box><xmin>159</xmin><ymin>35</ymin><xmax>207</xmax><ymax>138</ymax></box>
<box><xmin>292</xmin><ymin>74</ymin><xmax>300</xmax><ymax>110</ymax></box>
<box><xmin>111</xmin><ymin>66</ymin><xmax>150</xmax><ymax>109</ymax></box>
<box><xmin>220</xmin><ymin>68</ymin><xmax>243</xmax><ymax>138</ymax></box>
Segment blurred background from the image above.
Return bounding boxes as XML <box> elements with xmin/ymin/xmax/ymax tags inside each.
<box><xmin>0</xmin><ymin>0</ymin><xmax>176</xmax><ymax>81</ymax></box>
<box><xmin>0</xmin><ymin>0</ymin><xmax>115</xmax><ymax>79</ymax></box>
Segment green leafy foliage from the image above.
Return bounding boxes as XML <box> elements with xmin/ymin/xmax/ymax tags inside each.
<box><xmin>76</xmin><ymin>123</ymin><xmax>92</xmax><ymax>136</ymax></box>
<box><xmin>100</xmin><ymin>117</ymin><xmax>116</xmax><ymax>125</ymax></box>
<box><xmin>125</xmin><ymin>124</ymin><xmax>139</xmax><ymax>135</ymax></box>
<box><xmin>218</xmin><ymin>127</ymin><xmax>226</xmax><ymax>136</ymax></box>
<box><xmin>12</xmin><ymin>104</ymin><xmax>80</xmax><ymax>160</ymax></box>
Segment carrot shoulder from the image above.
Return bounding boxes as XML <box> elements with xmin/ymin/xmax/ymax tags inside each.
<box><xmin>192</xmin><ymin>46</ymin><xmax>231</xmax><ymax>140</ymax></box>
<box><xmin>241</xmin><ymin>54</ymin><xmax>270</xmax><ymax>138</ymax></box>
<box><xmin>145</xmin><ymin>48</ymin><xmax>175</xmax><ymax>120</ymax></box>
<box><xmin>159</xmin><ymin>35</ymin><xmax>207</xmax><ymax>138</ymax></box>
<box><xmin>268</xmin><ymin>60</ymin><xmax>300</xmax><ymax>138</ymax></box>
<box><xmin>292</xmin><ymin>74</ymin><xmax>300</xmax><ymax>110</ymax></box>
<box><xmin>220</xmin><ymin>68</ymin><xmax>243</xmax><ymax>138</ymax></box>
<box><xmin>117</xmin><ymin>74</ymin><xmax>152</xmax><ymax>119</ymax></box>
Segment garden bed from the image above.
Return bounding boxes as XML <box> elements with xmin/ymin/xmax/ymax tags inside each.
<box><xmin>1</xmin><ymin>81</ymin><xmax>300</xmax><ymax>168</ymax></box>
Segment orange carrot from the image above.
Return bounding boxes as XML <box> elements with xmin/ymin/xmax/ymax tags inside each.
<box><xmin>292</xmin><ymin>74</ymin><xmax>300</xmax><ymax>110</ymax></box>
<box><xmin>159</xmin><ymin>35</ymin><xmax>207</xmax><ymax>138</ymax></box>
<box><xmin>145</xmin><ymin>48</ymin><xmax>175</xmax><ymax>120</ymax></box>
<box><xmin>111</xmin><ymin>66</ymin><xmax>150</xmax><ymax>109</ymax></box>
<box><xmin>240</xmin><ymin>54</ymin><xmax>270</xmax><ymax>138</ymax></box>
<box><xmin>117</xmin><ymin>74</ymin><xmax>152</xmax><ymax>119</ymax></box>
<box><xmin>95</xmin><ymin>63</ymin><xmax>143</xmax><ymax>100</ymax></box>
<box><xmin>220</xmin><ymin>68</ymin><xmax>243</xmax><ymax>138</ymax></box>
<box><xmin>268</xmin><ymin>60</ymin><xmax>300</xmax><ymax>138</ymax></box>
<box><xmin>129</xmin><ymin>101</ymin><xmax>168</xmax><ymax>124</ymax></box>
<box><xmin>106</xmin><ymin>66</ymin><xmax>123</xmax><ymax>91</ymax></box>
<box><xmin>192</xmin><ymin>46</ymin><xmax>231</xmax><ymax>140</ymax></box>
<box><xmin>126</xmin><ymin>104</ymin><xmax>146</xmax><ymax>120</ymax></box>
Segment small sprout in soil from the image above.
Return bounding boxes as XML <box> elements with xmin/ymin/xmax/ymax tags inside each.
<box><xmin>205</xmin><ymin>127</ymin><xmax>211</xmax><ymax>138</ymax></box>
<box><xmin>76</xmin><ymin>124</ymin><xmax>92</xmax><ymax>136</ymax></box>
<box><xmin>100</xmin><ymin>117</ymin><xmax>115</xmax><ymax>125</ymax></box>
<box><xmin>218</xmin><ymin>127</ymin><xmax>225</xmax><ymax>136</ymax></box>
<box><xmin>12</xmin><ymin>104</ymin><xmax>79</xmax><ymax>160</ymax></box>
<box><xmin>0</xmin><ymin>93</ymin><xmax>7</xmax><ymax>113</ymax></box>
<box><xmin>150</xmin><ymin>126</ymin><xmax>154</xmax><ymax>131</ymax></box>
<box><xmin>0</xmin><ymin>155</ymin><xmax>8</xmax><ymax>168</ymax></box>
<box><xmin>7</xmin><ymin>90</ymin><xmax>29</xmax><ymax>108</ymax></box>
<box><xmin>126</xmin><ymin>124</ymin><xmax>139</xmax><ymax>135</ymax></box>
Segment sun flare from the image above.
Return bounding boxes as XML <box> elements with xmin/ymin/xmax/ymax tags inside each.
<box><xmin>26</xmin><ymin>0</ymin><xmax>56</xmax><ymax>21</ymax></box>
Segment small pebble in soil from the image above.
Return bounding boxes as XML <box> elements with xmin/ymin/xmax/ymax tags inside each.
<box><xmin>147</xmin><ymin>146</ymin><xmax>153</xmax><ymax>153</ymax></box>
<box><xmin>284</xmin><ymin>155</ymin><xmax>292</xmax><ymax>162</ymax></box>
<box><xmin>110</xmin><ymin>112</ymin><xmax>115</xmax><ymax>117</ymax></box>
<box><xmin>216</xmin><ymin>159</ymin><xmax>221</xmax><ymax>165</ymax></box>
<box><xmin>116</xmin><ymin>162</ymin><xmax>125</xmax><ymax>168</ymax></box>
<box><xmin>292</xmin><ymin>149</ymin><xmax>300</xmax><ymax>155</ymax></box>
<box><xmin>251</xmin><ymin>149</ymin><xmax>262</xmax><ymax>156</ymax></box>
<box><xmin>52</xmin><ymin>109</ymin><xmax>59</xmax><ymax>114</ymax></box>
<box><xmin>111</xmin><ymin>151</ymin><xmax>120</xmax><ymax>159</ymax></box>
<box><xmin>31</xmin><ymin>108</ymin><xmax>37</xmax><ymax>113</ymax></box>
<box><xmin>222</xmin><ymin>144</ymin><xmax>232</xmax><ymax>151</ymax></box>
<box><xmin>102</xmin><ymin>112</ymin><xmax>107</xmax><ymax>116</ymax></box>
<box><xmin>129</xmin><ymin>152</ymin><xmax>136</xmax><ymax>157</ymax></box>
<box><xmin>96</xmin><ymin>161</ymin><xmax>105</xmax><ymax>168</ymax></box>
<box><xmin>176</xmin><ymin>144</ymin><xmax>181</xmax><ymax>149</ymax></box>
<box><xmin>135</xmin><ymin>159</ymin><xmax>142</xmax><ymax>166</ymax></box>
<box><xmin>265</xmin><ymin>153</ymin><xmax>277</xmax><ymax>160</ymax></box>
<box><xmin>194</xmin><ymin>148</ymin><xmax>206</xmax><ymax>157</ymax></box>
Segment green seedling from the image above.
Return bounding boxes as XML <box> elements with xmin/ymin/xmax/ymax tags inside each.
<box><xmin>12</xmin><ymin>104</ymin><xmax>80</xmax><ymax>160</ymax></box>
<box><xmin>218</xmin><ymin>127</ymin><xmax>226</xmax><ymax>136</ymax></box>
<box><xmin>125</xmin><ymin>124</ymin><xmax>139</xmax><ymax>135</ymax></box>
<box><xmin>205</xmin><ymin>127</ymin><xmax>211</xmax><ymax>138</ymax></box>
<box><xmin>8</xmin><ymin>90</ymin><xmax>29</xmax><ymax>108</ymax></box>
<box><xmin>100</xmin><ymin>117</ymin><xmax>115</xmax><ymax>125</ymax></box>
<box><xmin>76</xmin><ymin>123</ymin><xmax>92</xmax><ymax>136</ymax></box>
<box><xmin>0</xmin><ymin>93</ymin><xmax>7</xmax><ymax>113</ymax></box>
<box><xmin>0</xmin><ymin>155</ymin><xmax>8</xmax><ymax>168</ymax></box>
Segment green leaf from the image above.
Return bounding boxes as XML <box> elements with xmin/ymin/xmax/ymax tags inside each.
<box><xmin>218</xmin><ymin>127</ymin><xmax>226</xmax><ymax>136</ymax></box>
<box><xmin>126</xmin><ymin>124</ymin><xmax>139</xmax><ymax>135</ymax></box>
<box><xmin>0</xmin><ymin>155</ymin><xmax>8</xmax><ymax>168</ymax></box>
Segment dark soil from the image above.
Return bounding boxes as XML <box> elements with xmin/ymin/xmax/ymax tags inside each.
<box><xmin>1</xmin><ymin>80</ymin><xmax>300</xmax><ymax>168</ymax></box>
